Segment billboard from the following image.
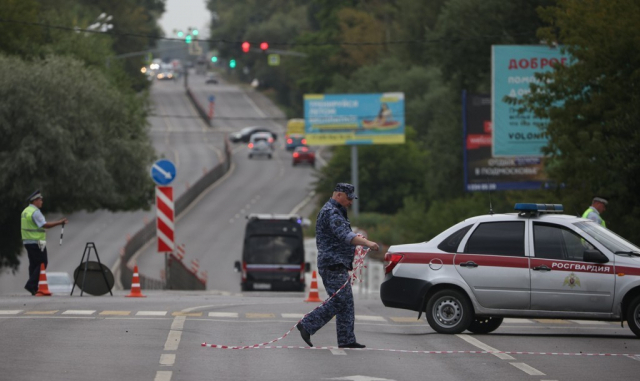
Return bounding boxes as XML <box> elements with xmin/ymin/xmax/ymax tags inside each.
<box><xmin>463</xmin><ymin>92</ymin><xmax>549</xmax><ymax>191</ymax></box>
<box><xmin>492</xmin><ymin>45</ymin><xmax>571</xmax><ymax>157</ymax></box>
<box><xmin>304</xmin><ymin>93</ymin><xmax>405</xmax><ymax>145</ymax></box>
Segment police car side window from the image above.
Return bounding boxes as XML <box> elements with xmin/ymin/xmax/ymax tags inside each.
<box><xmin>533</xmin><ymin>223</ymin><xmax>595</xmax><ymax>261</ymax></box>
<box><xmin>437</xmin><ymin>225</ymin><xmax>473</xmax><ymax>253</ymax></box>
<box><xmin>464</xmin><ymin>222</ymin><xmax>525</xmax><ymax>256</ymax></box>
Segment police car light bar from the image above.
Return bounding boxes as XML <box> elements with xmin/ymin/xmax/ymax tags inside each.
<box><xmin>514</xmin><ymin>203</ymin><xmax>564</xmax><ymax>214</ymax></box>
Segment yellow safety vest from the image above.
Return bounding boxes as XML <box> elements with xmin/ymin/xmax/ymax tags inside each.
<box><xmin>582</xmin><ymin>207</ymin><xmax>606</xmax><ymax>228</ymax></box>
<box><xmin>21</xmin><ymin>205</ymin><xmax>45</xmax><ymax>241</ymax></box>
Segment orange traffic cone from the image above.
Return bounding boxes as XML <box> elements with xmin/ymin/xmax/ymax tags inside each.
<box><xmin>126</xmin><ymin>265</ymin><xmax>146</xmax><ymax>297</ymax></box>
<box><xmin>35</xmin><ymin>263</ymin><xmax>52</xmax><ymax>296</ymax></box>
<box><xmin>304</xmin><ymin>270</ymin><xmax>323</xmax><ymax>302</ymax></box>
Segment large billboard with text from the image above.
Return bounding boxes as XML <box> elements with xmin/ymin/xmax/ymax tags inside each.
<box><xmin>492</xmin><ymin>45</ymin><xmax>571</xmax><ymax>157</ymax></box>
<box><xmin>304</xmin><ymin>93</ymin><xmax>405</xmax><ymax>145</ymax></box>
<box><xmin>464</xmin><ymin>92</ymin><xmax>549</xmax><ymax>191</ymax></box>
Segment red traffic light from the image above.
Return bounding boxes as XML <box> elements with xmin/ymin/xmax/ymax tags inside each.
<box><xmin>242</xmin><ymin>41</ymin><xmax>250</xmax><ymax>53</ymax></box>
<box><xmin>260</xmin><ymin>42</ymin><xmax>269</xmax><ymax>51</ymax></box>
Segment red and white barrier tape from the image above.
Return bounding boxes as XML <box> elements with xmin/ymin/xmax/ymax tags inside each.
<box><xmin>200</xmin><ymin>344</ymin><xmax>640</xmax><ymax>357</ymax></box>
<box><xmin>202</xmin><ymin>245</ymin><xmax>371</xmax><ymax>350</ymax></box>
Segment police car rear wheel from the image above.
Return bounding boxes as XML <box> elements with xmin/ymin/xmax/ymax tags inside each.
<box><xmin>426</xmin><ymin>289</ymin><xmax>473</xmax><ymax>334</ymax></box>
<box><xmin>626</xmin><ymin>295</ymin><xmax>640</xmax><ymax>337</ymax></box>
<box><xmin>467</xmin><ymin>317</ymin><xmax>503</xmax><ymax>334</ymax></box>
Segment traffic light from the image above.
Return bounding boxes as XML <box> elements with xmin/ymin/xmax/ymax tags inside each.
<box><xmin>185</xmin><ymin>34</ymin><xmax>192</xmax><ymax>44</ymax></box>
<box><xmin>211</xmin><ymin>56</ymin><xmax>218</xmax><ymax>63</ymax></box>
<box><xmin>229</xmin><ymin>59</ymin><xmax>236</xmax><ymax>68</ymax></box>
<box><xmin>242</xmin><ymin>41</ymin><xmax>250</xmax><ymax>53</ymax></box>
<box><xmin>260</xmin><ymin>42</ymin><xmax>269</xmax><ymax>51</ymax></box>
<box><xmin>192</xmin><ymin>29</ymin><xmax>199</xmax><ymax>36</ymax></box>
<box><xmin>177</xmin><ymin>30</ymin><xmax>184</xmax><ymax>38</ymax></box>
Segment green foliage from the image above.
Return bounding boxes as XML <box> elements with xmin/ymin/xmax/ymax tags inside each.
<box><xmin>519</xmin><ymin>0</ymin><xmax>640</xmax><ymax>241</ymax></box>
<box><xmin>0</xmin><ymin>55</ymin><xmax>155</xmax><ymax>269</ymax></box>
<box><xmin>314</xmin><ymin>126</ymin><xmax>428</xmax><ymax>215</ymax></box>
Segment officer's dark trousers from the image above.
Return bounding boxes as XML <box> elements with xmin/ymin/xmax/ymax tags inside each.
<box><xmin>24</xmin><ymin>244</ymin><xmax>48</xmax><ymax>294</ymax></box>
<box><xmin>299</xmin><ymin>265</ymin><xmax>356</xmax><ymax>346</ymax></box>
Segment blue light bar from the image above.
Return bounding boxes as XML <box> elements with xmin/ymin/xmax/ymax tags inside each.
<box><xmin>514</xmin><ymin>203</ymin><xmax>564</xmax><ymax>213</ymax></box>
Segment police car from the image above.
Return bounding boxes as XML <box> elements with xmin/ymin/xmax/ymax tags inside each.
<box><xmin>380</xmin><ymin>203</ymin><xmax>640</xmax><ymax>337</ymax></box>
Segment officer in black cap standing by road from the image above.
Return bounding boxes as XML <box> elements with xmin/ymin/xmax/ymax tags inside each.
<box><xmin>21</xmin><ymin>190</ymin><xmax>68</xmax><ymax>295</ymax></box>
<box><xmin>297</xmin><ymin>183</ymin><xmax>379</xmax><ymax>348</ymax></box>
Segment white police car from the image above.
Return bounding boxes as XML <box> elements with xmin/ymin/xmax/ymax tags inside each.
<box><xmin>380</xmin><ymin>203</ymin><xmax>640</xmax><ymax>336</ymax></box>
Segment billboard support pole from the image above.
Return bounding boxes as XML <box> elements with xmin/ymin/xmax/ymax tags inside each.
<box><xmin>351</xmin><ymin>145</ymin><xmax>359</xmax><ymax>217</ymax></box>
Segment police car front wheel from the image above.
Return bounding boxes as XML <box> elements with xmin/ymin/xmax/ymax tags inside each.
<box><xmin>426</xmin><ymin>289</ymin><xmax>474</xmax><ymax>334</ymax></box>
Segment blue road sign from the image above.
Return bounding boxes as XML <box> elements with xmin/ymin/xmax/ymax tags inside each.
<box><xmin>150</xmin><ymin>159</ymin><xmax>176</xmax><ymax>186</ymax></box>
<box><xmin>209</xmin><ymin>95</ymin><xmax>215</xmax><ymax>103</ymax></box>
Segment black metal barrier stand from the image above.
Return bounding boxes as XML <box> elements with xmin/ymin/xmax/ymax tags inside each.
<box><xmin>71</xmin><ymin>242</ymin><xmax>113</xmax><ymax>297</ymax></box>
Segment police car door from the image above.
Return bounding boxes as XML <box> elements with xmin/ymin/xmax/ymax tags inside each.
<box><xmin>455</xmin><ymin>220</ymin><xmax>530</xmax><ymax>309</ymax></box>
<box><xmin>529</xmin><ymin>222</ymin><xmax>615</xmax><ymax>312</ymax></box>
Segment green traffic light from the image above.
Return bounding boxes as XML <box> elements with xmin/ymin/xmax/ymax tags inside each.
<box><xmin>211</xmin><ymin>56</ymin><xmax>218</xmax><ymax>63</ymax></box>
<box><xmin>185</xmin><ymin>35</ymin><xmax>192</xmax><ymax>44</ymax></box>
<box><xmin>192</xmin><ymin>29</ymin><xmax>199</xmax><ymax>36</ymax></box>
<box><xmin>229</xmin><ymin>59</ymin><xmax>236</xmax><ymax>68</ymax></box>
<box><xmin>177</xmin><ymin>31</ymin><xmax>184</xmax><ymax>37</ymax></box>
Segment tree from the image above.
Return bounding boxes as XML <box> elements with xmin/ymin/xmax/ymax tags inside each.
<box><xmin>518</xmin><ymin>0</ymin><xmax>640</xmax><ymax>241</ymax></box>
<box><xmin>0</xmin><ymin>55</ymin><xmax>155</xmax><ymax>269</ymax></box>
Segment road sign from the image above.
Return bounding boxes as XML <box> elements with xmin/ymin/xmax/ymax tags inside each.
<box><xmin>268</xmin><ymin>54</ymin><xmax>280</xmax><ymax>66</ymax></box>
<box><xmin>156</xmin><ymin>186</ymin><xmax>175</xmax><ymax>253</ymax></box>
<box><xmin>208</xmin><ymin>95</ymin><xmax>215</xmax><ymax>103</ymax></box>
<box><xmin>151</xmin><ymin>159</ymin><xmax>176</xmax><ymax>186</ymax></box>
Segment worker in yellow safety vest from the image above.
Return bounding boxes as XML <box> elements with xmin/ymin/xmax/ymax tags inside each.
<box><xmin>21</xmin><ymin>190</ymin><xmax>68</xmax><ymax>295</ymax></box>
<box><xmin>582</xmin><ymin>196</ymin><xmax>607</xmax><ymax>228</ymax></box>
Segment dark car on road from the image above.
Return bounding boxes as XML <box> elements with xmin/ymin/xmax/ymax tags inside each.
<box><xmin>292</xmin><ymin>146</ymin><xmax>315</xmax><ymax>167</ymax></box>
<box><xmin>229</xmin><ymin>127</ymin><xmax>277</xmax><ymax>143</ymax></box>
<box><xmin>234</xmin><ymin>214</ymin><xmax>310</xmax><ymax>291</ymax></box>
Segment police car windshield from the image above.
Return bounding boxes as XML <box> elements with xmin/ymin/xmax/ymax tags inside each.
<box><xmin>574</xmin><ymin>221</ymin><xmax>640</xmax><ymax>254</ymax></box>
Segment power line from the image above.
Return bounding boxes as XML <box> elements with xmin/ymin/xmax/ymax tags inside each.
<box><xmin>0</xmin><ymin>18</ymin><xmax>534</xmax><ymax>48</ymax></box>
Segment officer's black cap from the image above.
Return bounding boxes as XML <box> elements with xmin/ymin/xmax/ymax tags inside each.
<box><xmin>334</xmin><ymin>183</ymin><xmax>357</xmax><ymax>199</ymax></box>
<box><xmin>27</xmin><ymin>189</ymin><xmax>42</xmax><ymax>202</ymax></box>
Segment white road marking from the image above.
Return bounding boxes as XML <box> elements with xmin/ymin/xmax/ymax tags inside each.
<box><xmin>164</xmin><ymin>330</ymin><xmax>182</xmax><ymax>351</ymax></box>
<box><xmin>510</xmin><ymin>362</ymin><xmax>545</xmax><ymax>376</ymax></box>
<box><xmin>503</xmin><ymin>318</ymin><xmax>534</xmax><ymax>324</ymax></box>
<box><xmin>330</xmin><ymin>349</ymin><xmax>347</xmax><ymax>355</ymax></box>
<box><xmin>355</xmin><ymin>315</ymin><xmax>386</xmax><ymax>322</ymax></box>
<box><xmin>137</xmin><ymin>311</ymin><xmax>167</xmax><ymax>316</ymax></box>
<box><xmin>456</xmin><ymin>334</ymin><xmax>515</xmax><ymax>360</ymax></box>
<box><xmin>568</xmin><ymin>320</ymin><xmax>609</xmax><ymax>325</ymax></box>
<box><xmin>209</xmin><ymin>312</ymin><xmax>239</xmax><ymax>318</ymax></box>
<box><xmin>171</xmin><ymin>316</ymin><xmax>186</xmax><ymax>330</ymax></box>
<box><xmin>62</xmin><ymin>310</ymin><xmax>95</xmax><ymax>315</ymax></box>
<box><xmin>154</xmin><ymin>371</ymin><xmax>172</xmax><ymax>381</ymax></box>
<box><xmin>0</xmin><ymin>310</ymin><xmax>22</xmax><ymax>315</ymax></box>
<box><xmin>282</xmin><ymin>313</ymin><xmax>304</xmax><ymax>319</ymax></box>
<box><xmin>159</xmin><ymin>354</ymin><xmax>175</xmax><ymax>366</ymax></box>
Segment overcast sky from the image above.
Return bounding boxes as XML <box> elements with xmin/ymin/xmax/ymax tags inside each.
<box><xmin>158</xmin><ymin>0</ymin><xmax>211</xmax><ymax>38</ymax></box>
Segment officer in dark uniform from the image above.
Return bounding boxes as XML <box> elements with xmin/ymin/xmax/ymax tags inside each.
<box><xmin>297</xmin><ymin>183</ymin><xmax>379</xmax><ymax>348</ymax></box>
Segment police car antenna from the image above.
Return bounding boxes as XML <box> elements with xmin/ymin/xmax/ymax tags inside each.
<box><xmin>489</xmin><ymin>192</ymin><xmax>494</xmax><ymax>215</ymax></box>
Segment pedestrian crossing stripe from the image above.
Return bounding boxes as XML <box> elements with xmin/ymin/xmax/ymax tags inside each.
<box><xmin>0</xmin><ymin>309</ymin><xmax>624</xmax><ymax>326</ymax></box>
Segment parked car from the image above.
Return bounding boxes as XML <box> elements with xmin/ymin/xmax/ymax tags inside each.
<box><xmin>248</xmin><ymin>132</ymin><xmax>274</xmax><ymax>159</ymax></box>
<box><xmin>285</xmin><ymin>134</ymin><xmax>307</xmax><ymax>151</ymax></box>
<box><xmin>229</xmin><ymin>127</ymin><xmax>277</xmax><ymax>143</ymax></box>
<box><xmin>380</xmin><ymin>202</ymin><xmax>640</xmax><ymax>337</ymax></box>
<box><xmin>292</xmin><ymin>146</ymin><xmax>315</xmax><ymax>167</ymax></box>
